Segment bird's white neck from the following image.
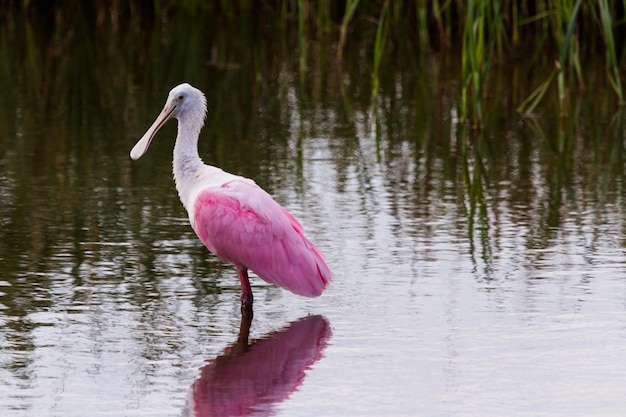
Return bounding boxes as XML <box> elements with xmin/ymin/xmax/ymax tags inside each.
<box><xmin>173</xmin><ymin>119</ymin><xmax>205</xmax><ymax>213</ymax></box>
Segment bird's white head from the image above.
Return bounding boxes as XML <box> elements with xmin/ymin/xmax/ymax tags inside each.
<box><xmin>130</xmin><ymin>83</ymin><xmax>207</xmax><ymax>160</ymax></box>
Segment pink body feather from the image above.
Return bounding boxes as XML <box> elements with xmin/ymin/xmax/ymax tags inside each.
<box><xmin>192</xmin><ymin>179</ymin><xmax>331</xmax><ymax>297</ymax></box>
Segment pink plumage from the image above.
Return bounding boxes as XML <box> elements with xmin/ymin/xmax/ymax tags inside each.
<box><xmin>193</xmin><ymin>179</ymin><xmax>332</xmax><ymax>297</ymax></box>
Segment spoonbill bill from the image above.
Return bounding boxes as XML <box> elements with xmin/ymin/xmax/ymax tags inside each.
<box><xmin>130</xmin><ymin>83</ymin><xmax>332</xmax><ymax>314</ymax></box>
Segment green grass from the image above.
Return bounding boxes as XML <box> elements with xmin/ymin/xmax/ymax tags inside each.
<box><xmin>5</xmin><ymin>0</ymin><xmax>626</xmax><ymax>117</ymax></box>
<box><xmin>371</xmin><ymin>0</ymin><xmax>389</xmax><ymax>97</ymax></box>
<box><xmin>597</xmin><ymin>0</ymin><xmax>624</xmax><ymax>104</ymax></box>
<box><xmin>460</xmin><ymin>0</ymin><xmax>499</xmax><ymax>128</ymax></box>
<box><xmin>336</xmin><ymin>0</ymin><xmax>360</xmax><ymax>62</ymax></box>
<box><xmin>287</xmin><ymin>0</ymin><xmax>625</xmax><ymax>116</ymax></box>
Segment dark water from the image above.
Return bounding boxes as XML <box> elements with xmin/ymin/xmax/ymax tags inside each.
<box><xmin>2</xmin><ymin>6</ymin><xmax>626</xmax><ymax>417</ymax></box>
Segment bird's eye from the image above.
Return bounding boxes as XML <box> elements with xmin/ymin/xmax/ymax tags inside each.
<box><xmin>177</xmin><ymin>94</ymin><xmax>184</xmax><ymax>101</ymax></box>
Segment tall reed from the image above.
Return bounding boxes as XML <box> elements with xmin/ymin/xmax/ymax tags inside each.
<box><xmin>372</xmin><ymin>0</ymin><xmax>389</xmax><ymax>97</ymax></box>
<box><xmin>597</xmin><ymin>0</ymin><xmax>623</xmax><ymax>103</ymax></box>
<box><xmin>517</xmin><ymin>0</ymin><xmax>583</xmax><ymax>116</ymax></box>
<box><xmin>416</xmin><ymin>0</ymin><xmax>430</xmax><ymax>51</ymax></box>
<box><xmin>10</xmin><ymin>0</ymin><xmax>626</xmax><ymax>115</ymax></box>
<box><xmin>556</xmin><ymin>0</ymin><xmax>583</xmax><ymax>115</ymax></box>
<box><xmin>337</xmin><ymin>0</ymin><xmax>360</xmax><ymax>61</ymax></box>
<box><xmin>461</xmin><ymin>0</ymin><xmax>499</xmax><ymax>128</ymax></box>
<box><xmin>297</xmin><ymin>0</ymin><xmax>307</xmax><ymax>71</ymax></box>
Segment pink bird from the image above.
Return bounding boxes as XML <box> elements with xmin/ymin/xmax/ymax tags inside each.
<box><xmin>130</xmin><ymin>83</ymin><xmax>332</xmax><ymax>313</ymax></box>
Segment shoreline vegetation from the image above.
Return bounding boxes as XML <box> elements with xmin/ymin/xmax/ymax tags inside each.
<box><xmin>3</xmin><ymin>1</ymin><xmax>626</xmax><ymax>127</ymax></box>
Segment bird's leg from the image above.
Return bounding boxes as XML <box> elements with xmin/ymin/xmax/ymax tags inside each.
<box><xmin>238</xmin><ymin>267</ymin><xmax>254</xmax><ymax>316</ymax></box>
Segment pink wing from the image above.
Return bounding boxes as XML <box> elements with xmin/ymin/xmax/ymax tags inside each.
<box><xmin>192</xmin><ymin>180</ymin><xmax>332</xmax><ymax>297</ymax></box>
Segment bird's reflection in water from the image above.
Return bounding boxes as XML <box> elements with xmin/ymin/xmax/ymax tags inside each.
<box><xmin>183</xmin><ymin>315</ymin><xmax>332</xmax><ymax>417</ymax></box>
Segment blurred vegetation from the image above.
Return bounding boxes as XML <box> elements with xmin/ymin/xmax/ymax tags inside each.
<box><xmin>2</xmin><ymin>0</ymin><xmax>626</xmax><ymax>126</ymax></box>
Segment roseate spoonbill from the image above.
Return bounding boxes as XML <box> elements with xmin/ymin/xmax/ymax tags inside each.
<box><xmin>130</xmin><ymin>83</ymin><xmax>332</xmax><ymax>313</ymax></box>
